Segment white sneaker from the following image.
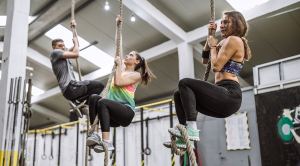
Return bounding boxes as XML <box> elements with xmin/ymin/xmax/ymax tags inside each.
<box><xmin>86</xmin><ymin>132</ymin><xmax>101</xmax><ymax>147</ymax></box>
<box><xmin>94</xmin><ymin>141</ymin><xmax>114</xmax><ymax>153</ymax></box>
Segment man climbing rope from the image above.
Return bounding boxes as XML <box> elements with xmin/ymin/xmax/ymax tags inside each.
<box><xmin>50</xmin><ymin>20</ymin><xmax>104</xmax><ymax>106</ymax></box>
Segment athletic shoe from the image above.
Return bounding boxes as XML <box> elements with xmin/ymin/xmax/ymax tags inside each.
<box><xmin>86</xmin><ymin>132</ymin><xmax>101</xmax><ymax>147</ymax></box>
<box><xmin>93</xmin><ymin>141</ymin><xmax>115</xmax><ymax>153</ymax></box>
<box><xmin>168</xmin><ymin>126</ymin><xmax>200</xmax><ymax>141</ymax></box>
<box><xmin>163</xmin><ymin>138</ymin><xmax>194</xmax><ymax>149</ymax></box>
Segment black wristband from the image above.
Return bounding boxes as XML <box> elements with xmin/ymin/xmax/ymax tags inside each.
<box><xmin>202</xmin><ymin>50</ymin><xmax>210</xmax><ymax>59</ymax></box>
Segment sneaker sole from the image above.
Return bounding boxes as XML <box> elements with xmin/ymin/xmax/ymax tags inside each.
<box><xmin>168</xmin><ymin>129</ymin><xmax>181</xmax><ymax>137</ymax></box>
<box><xmin>163</xmin><ymin>142</ymin><xmax>188</xmax><ymax>149</ymax></box>
<box><xmin>168</xmin><ymin>129</ymin><xmax>200</xmax><ymax>141</ymax></box>
<box><xmin>94</xmin><ymin>147</ymin><xmax>115</xmax><ymax>153</ymax></box>
<box><xmin>94</xmin><ymin>147</ymin><xmax>104</xmax><ymax>153</ymax></box>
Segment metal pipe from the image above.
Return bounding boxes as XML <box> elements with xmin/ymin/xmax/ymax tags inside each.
<box><xmin>140</xmin><ymin>108</ymin><xmax>144</xmax><ymax>166</ymax></box>
<box><xmin>169</xmin><ymin>101</ymin><xmax>175</xmax><ymax>166</ymax></box>
<box><xmin>79</xmin><ymin>40</ymin><xmax>98</xmax><ymax>52</ymax></box>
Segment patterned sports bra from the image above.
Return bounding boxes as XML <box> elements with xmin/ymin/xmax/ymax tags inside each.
<box><xmin>220</xmin><ymin>59</ymin><xmax>243</xmax><ymax>75</ymax></box>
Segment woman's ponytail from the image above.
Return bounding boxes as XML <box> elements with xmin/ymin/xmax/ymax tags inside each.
<box><xmin>134</xmin><ymin>52</ymin><xmax>156</xmax><ymax>85</ymax></box>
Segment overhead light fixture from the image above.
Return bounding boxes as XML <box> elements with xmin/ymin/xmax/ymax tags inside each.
<box><xmin>130</xmin><ymin>14</ymin><xmax>136</xmax><ymax>22</ymax></box>
<box><xmin>104</xmin><ymin>1</ymin><xmax>110</xmax><ymax>11</ymax></box>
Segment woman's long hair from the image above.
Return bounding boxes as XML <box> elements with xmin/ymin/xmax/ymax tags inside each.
<box><xmin>224</xmin><ymin>11</ymin><xmax>252</xmax><ymax>61</ymax></box>
<box><xmin>134</xmin><ymin>51</ymin><xmax>156</xmax><ymax>85</ymax></box>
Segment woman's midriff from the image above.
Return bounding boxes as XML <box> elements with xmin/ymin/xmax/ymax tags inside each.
<box><xmin>215</xmin><ymin>72</ymin><xmax>239</xmax><ymax>84</ymax></box>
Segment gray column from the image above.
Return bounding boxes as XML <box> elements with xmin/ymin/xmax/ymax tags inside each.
<box><xmin>0</xmin><ymin>0</ymin><xmax>30</xmax><ymax>165</ymax></box>
<box><xmin>177</xmin><ymin>42</ymin><xmax>195</xmax><ymax>79</ymax></box>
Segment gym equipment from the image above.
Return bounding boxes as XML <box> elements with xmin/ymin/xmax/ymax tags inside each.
<box><xmin>41</xmin><ymin>133</ymin><xmax>47</xmax><ymax>160</ymax></box>
<box><xmin>277</xmin><ymin>107</ymin><xmax>300</xmax><ymax>143</ymax></box>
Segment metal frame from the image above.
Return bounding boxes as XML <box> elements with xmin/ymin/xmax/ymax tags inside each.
<box><xmin>253</xmin><ymin>54</ymin><xmax>300</xmax><ymax>94</ymax></box>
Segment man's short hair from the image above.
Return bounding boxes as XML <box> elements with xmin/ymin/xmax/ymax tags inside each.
<box><xmin>52</xmin><ymin>38</ymin><xmax>64</xmax><ymax>48</ymax></box>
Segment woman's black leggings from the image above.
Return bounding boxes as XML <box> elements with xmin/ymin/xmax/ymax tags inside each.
<box><xmin>174</xmin><ymin>78</ymin><xmax>242</xmax><ymax>125</ymax></box>
<box><xmin>89</xmin><ymin>94</ymin><xmax>135</xmax><ymax>132</ymax></box>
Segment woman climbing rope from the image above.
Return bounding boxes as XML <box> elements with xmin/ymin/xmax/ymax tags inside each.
<box><xmin>167</xmin><ymin>11</ymin><xmax>252</xmax><ymax>148</ymax></box>
<box><xmin>86</xmin><ymin>16</ymin><xmax>155</xmax><ymax>153</ymax></box>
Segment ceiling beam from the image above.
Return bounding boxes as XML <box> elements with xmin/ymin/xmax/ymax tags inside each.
<box><xmin>27</xmin><ymin>47</ymin><xmax>52</xmax><ymax>71</ymax></box>
<box><xmin>32</xmin><ymin>104</ymin><xmax>69</xmax><ymax>123</ymax></box>
<box><xmin>140</xmin><ymin>40</ymin><xmax>177</xmax><ymax>62</ymax></box>
<box><xmin>28</xmin><ymin>0</ymin><xmax>94</xmax><ymax>42</ymax></box>
<box><xmin>123</xmin><ymin>0</ymin><xmax>187</xmax><ymax>43</ymax></box>
<box><xmin>242</xmin><ymin>0</ymin><xmax>300</xmax><ymax>21</ymax></box>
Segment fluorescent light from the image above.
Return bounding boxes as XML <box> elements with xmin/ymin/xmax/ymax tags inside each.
<box><xmin>45</xmin><ymin>24</ymin><xmax>114</xmax><ymax>68</ymax></box>
<box><xmin>226</xmin><ymin>0</ymin><xmax>269</xmax><ymax>11</ymax></box>
<box><xmin>0</xmin><ymin>15</ymin><xmax>37</xmax><ymax>27</ymax></box>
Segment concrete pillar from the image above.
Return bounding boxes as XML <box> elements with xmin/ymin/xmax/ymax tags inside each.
<box><xmin>177</xmin><ymin>42</ymin><xmax>195</xmax><ymax>79</ymax></box>
<box><xmin>0</xmin><ymin>0</ymin><xmax>30</xmax><ymax>165</ymax></box>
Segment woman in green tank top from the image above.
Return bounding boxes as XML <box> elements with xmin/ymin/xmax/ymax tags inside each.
<box><xmin>87</xmin><ymin>50</ymin><xmax>155</xmax><ymax>152</ymax></box>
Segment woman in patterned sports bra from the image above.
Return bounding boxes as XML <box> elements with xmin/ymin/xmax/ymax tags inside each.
<box><xmin>168</xmin><ymin>11</ymin><xmax>252</xmax><ymax>145</ymax></box>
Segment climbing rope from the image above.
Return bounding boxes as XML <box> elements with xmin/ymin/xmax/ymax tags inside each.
<box><xmin>170</xmin><ymin>124</ymin><xmax>197</xmax><ymax>166</ymax></box>
<box><xmin>169</xmin><ymin>1</ymin><xmax>215</xmax><ymax>165</ymax></box>
<box><xmin>89</xmin><ymin>0</ymin><xmax>123</xmax><ymax>132</ymax></box>
<box><xmin>70</xmin><ymin>1</ymin><xmax>93</xmax><ymax>166</ymax></box>
<box><xmin>203</xmin><ymin>0</ymin><xmax>215</xmax><ymax>82</ymax></box>
<box><xmin>87</xmin><ymin>1</ymin><xmax>124</xmax><ymax>165</ymax></box>
<box><xmin>99</xmin><ymin>0</ymin><xmax>123</xmax><ymax>98</ymax></box>
<box><xmin>68</xmin><ymin>0</ymin><xmax>86</xmax><ymax>119</ymax></box>
<box><xmin>71</xmin><ymin>0</ymin><xmax>82</xmax><ymax>81</ymax></box>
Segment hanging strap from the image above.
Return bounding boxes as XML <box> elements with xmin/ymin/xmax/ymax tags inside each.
<box><xmin>203</xmin><ymin>0</ymin><xmax>215</xmax><ymax>81</ymax></box>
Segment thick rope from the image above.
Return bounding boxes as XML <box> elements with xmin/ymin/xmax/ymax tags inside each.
<box><xmin>90</xmin><ymin>0</ymin><xmax>123</xmax><ymax>131</ymax></box>
<box><xmin>97</xmin><ymin>141</ymin><xmax>109</xmax><ymax>166</ymax></box>
<box><xmin>203</xmin><ymin>0</ymin><xmax>215</xmax><ymax>82</ymax></box>
<box><xmin>71</xmin><ymin>0</ymin><xmax>83</xmax><ymax>81</ymax></box>
<box><xmin>100</xmin><ymin>0</ymin><xmax>123</xmax><ymax>98</ymax></box>
<box><xmin>71</xmin><ymin>1</ymin><xmax>90</xmax><ymax>166</ymax></box>
<box><xmin>170</xmin><ymin>135</ymin><xmax>186</xmax><ymax>156</ymax></box>
<box><xmin>88</xmin><ymin>1</ymin><xmax>124</xmax><ymax>165</ymax></box>
<box><xmin>170</xmin><ymin>124</ymin><xmax>197</xmax><ymax>166</ymax></box>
